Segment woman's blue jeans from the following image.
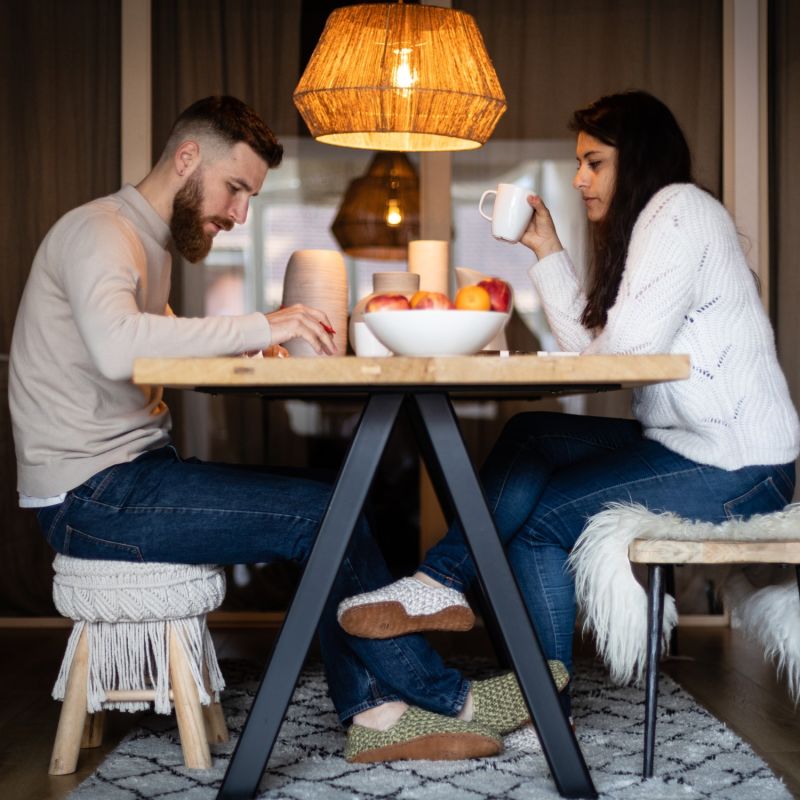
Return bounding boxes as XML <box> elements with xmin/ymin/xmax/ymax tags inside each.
<box><xmin>36</xmin><ymin>445</ymin><xmax>469</xmax><ymax>723</ymax></box>
<box><xmin>419</xmin><ymin>412</ymin><xmax>795</xmax><ymax>677</ymax></box>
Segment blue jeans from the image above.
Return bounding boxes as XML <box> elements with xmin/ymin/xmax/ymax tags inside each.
<box><xmin>36</xmin><ymin>445</ymin><xmax>469</xmax><ymax>723</ymax></box>
<box><xmin>420</xmin><ymin>412</ymin><xmax>795</xmax><ymax>676</ymax></box>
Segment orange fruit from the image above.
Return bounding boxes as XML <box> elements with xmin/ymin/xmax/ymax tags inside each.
<box><xmin>409</xmin><ymin>291</ymin><xmax>429</xmax><ymax>308</ymax></box>
<box><xmin>455</xmin><ymin>285</ymin><xmax>492</xmax><ymax>311</ymax></box>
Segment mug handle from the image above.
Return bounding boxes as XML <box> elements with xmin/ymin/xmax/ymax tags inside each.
<box><xmin>478</xmin><ymin>190</ymin><xmax>496</xmax><ymax>221</ymax></box>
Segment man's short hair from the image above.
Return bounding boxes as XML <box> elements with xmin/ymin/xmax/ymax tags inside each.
<box><xmin>164</xmin><ymin>96</ymin><xmax>283</xmax><ymax>168</ymax></box>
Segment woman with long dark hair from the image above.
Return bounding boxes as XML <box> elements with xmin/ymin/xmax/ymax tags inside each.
<box><xmin>337</xmin><ymin>90</ymin><xmax>799</xmax><ymax>722</ymax></box>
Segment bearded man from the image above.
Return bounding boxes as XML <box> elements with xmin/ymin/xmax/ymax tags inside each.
<box><xmin>8</xmin><ymin>96</ymin><xmax>506</xmax><ymax>764</ymax></box>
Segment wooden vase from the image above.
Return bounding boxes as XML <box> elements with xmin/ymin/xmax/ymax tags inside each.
<box><xmin>281</xmin><ymin>250</ymin><xmax>348</xmax><ymax>357</ymax></box>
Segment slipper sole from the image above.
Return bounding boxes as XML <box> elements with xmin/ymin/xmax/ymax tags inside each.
<box><xmin>348</xmin><ymin>731</ymin><xmax>501</xmax><ymax>763</ymax></box>
<box><xmin>340</xmin><ymin>601</ymin><xmax>475</xmax><ymax>638</ymax></box>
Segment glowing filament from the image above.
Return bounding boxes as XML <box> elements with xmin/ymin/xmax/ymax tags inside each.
<box><xmin>391</xmin><ymin>47</ymin><xmax>417</xmax><ymax>90</ymax></box>
<box><xmin>385</xmin><ymin>198</ymin><xmax>403</xmax><ymax>226</ymax></box>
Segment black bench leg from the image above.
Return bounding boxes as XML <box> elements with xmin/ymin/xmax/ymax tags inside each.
<box><xmin>643</xmin><ymin>564</ymin><xmax>666</xmax><ymax>779</ymax></box>
<box><xmin>664</xmin><ymin>564</ymin><xmax>678</xmax><ymax>655</ymax></box>
<box><xmin>795</xmin><ymin>565</ymin><xmax>800</xmax><ymax>604</ymax></box>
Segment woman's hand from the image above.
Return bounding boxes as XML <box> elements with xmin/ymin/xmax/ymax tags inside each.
<box><xmin>520</xmin><ymin>194</ymin><xmax>564</xmax><ymax>260</ymax></box>
<box><xmin>264</xmin><ymin>304</ymin><xmax>337</xmax><ymax>355</ymax></box>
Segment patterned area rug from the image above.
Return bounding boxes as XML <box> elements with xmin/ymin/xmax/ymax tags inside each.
<box><xmin>69</xmin><ymin>659</ymin><xmax>790</xmax><ymax>799</ymax></box>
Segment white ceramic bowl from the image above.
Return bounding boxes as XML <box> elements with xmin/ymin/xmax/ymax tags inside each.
<box><xmin>363</xmin><ymin>309</ymin><xmax>508</xmax><ymax>357</ymax></box>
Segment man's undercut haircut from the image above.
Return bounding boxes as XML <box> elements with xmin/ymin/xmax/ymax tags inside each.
<box><xmin>165</xmin><ymin>95</ymin><xmax>283</xmax><ymax>168</ymax></box>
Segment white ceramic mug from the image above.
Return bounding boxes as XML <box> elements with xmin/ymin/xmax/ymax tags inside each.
<box><xmin>478</xmin><ymin>183</ymin><xmax>533</xmax><ymax>243</ymax></box>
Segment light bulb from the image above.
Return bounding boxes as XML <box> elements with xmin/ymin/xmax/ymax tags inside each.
<box><xmin>391</xmin><ymin>47</ymin><xmax>417</xmax><ymax>90</ymax></box>
<box><xmin>385</xmin><ymin>198</ymin><xmax>403</xmax><ymax>227</ymax></box>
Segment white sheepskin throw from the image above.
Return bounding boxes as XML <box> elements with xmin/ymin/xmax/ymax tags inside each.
<box><xmin>724</xmin><ymin>571</ymin><xmax>800</xmax><ymax>703</ymax></box>
<box><xmin>569</xmin><ymin>502</ymin><xmax>800</xmax><ymax>699</ymax></box>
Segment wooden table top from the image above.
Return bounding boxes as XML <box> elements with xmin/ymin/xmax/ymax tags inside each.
<box><xmin>133</xmin><ymin>353</ymin><xmax>690</xmax><ymax>394</ymax></box>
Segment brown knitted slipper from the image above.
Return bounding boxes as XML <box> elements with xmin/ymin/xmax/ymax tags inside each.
<box><xmin>345</xmin><ymin>706</ymin><xmax>502</xmax><ymax>763</ymax></box>
<box><xmin>471</xmin><ymin>662</ymin><xmax>570</xmax><ymax>735</ymax></box>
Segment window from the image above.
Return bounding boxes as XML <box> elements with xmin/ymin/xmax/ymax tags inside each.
<box><xmin>202</xmin><ymin>136</ymin><xmax>587</xmax><ymax>353</ymax></box>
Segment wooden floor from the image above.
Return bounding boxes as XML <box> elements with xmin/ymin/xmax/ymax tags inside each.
<box><xmin>1</xmin><ymin>623</ymin><xmax>798</xmax><ymax>800</ymax></box>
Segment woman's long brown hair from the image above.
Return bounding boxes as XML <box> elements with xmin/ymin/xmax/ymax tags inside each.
<box><xmin>569</xmin><ymin>92</ymin><xmax>694</xmax><ymax>330</ymax></box>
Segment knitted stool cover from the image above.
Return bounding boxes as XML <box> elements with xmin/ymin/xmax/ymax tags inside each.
<box><xmin>569</xmin><ymin>503</ymin><xmax>800</xmax><ymax>700</ymax></box>
<box><xmin>52</xmin><ymin>554</ymin><xmax>226</xmax><ymax>714</ymax></box>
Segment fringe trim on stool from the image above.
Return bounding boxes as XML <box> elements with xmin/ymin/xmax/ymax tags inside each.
<box><xmin>52</xmin><ymin>616</ymin><xmax>225</xmax><ymax>714</ymax></box>
<box><xmin>569</xmin><ymin>502</ymin><xmax>800</xmax><ymax>695</ymax></box>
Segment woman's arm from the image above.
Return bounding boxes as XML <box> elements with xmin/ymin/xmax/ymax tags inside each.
<box><xmin>522</xmin><ymin>194</ymin><xmax>593</xmax><ymax>352</ymax></box>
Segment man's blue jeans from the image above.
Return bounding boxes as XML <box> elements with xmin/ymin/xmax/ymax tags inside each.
<box><xmin>36</xmin><ymin>445</ymin><xmax>469</xmax><ymax>723</ymax></box>
<box><xmin>419</xmin><ymin>412</ymin><xmax>795</xmax><ymax>677</ymax></box>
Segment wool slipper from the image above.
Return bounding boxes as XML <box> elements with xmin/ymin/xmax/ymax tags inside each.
<box><xmin>345</xmin><ymin>706</ymin><xmax>502</xmax><ymax>763</ymax></box>
<box><xmin>338</xmin><ymin>577</ymin><xmax>475</xmax><ymax>638</ymax></box>
<box><xmin>471</xmin><ymin>663</ymin><xmax>570</xmax><ymax>735</ymax></box>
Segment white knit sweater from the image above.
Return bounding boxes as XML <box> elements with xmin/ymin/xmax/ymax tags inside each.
<box><xmin>529</xmin><ymin>183</ymin><xmax>799</xmax><ymax>470</ymax></box>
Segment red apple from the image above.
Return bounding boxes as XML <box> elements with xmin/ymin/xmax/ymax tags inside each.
<box><xmin>365</xmin><ymin>293</ymin><xmax>411</xmax><ymax>312</ymax></box>
<box><xmin>410</xmin><ymin>291</ymin><xmax>455</xmax><ymax>310</ymax></box>
<box><xmin>477</xmin><ymin>278</ymin><xmax>511</xmax><ymax>312</ymax></box>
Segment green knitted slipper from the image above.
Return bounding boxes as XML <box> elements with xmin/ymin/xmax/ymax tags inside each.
<box><xmin>471</xmin><ymin>661</ymin><xmax>570</xmax><ymax>736</ymax></box>
<box><xmin>345</xmin><ymin>706</ymin><xmax>502</xmax><ymax>763</ymax></box>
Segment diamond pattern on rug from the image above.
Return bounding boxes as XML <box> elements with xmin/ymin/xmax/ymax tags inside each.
<box><xmin>68</xmin><ymin>659</ymin><xmax>791</xmax><ymax>799</ymax></box>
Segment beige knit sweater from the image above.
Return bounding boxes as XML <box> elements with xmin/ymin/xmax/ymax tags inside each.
<box><xmin>530</xmin><ymin>183</ymin><xmax>799</xmax><ymax>470</ymax></box>
<box><xmin>10</xmin><ymin>185</ymin><xmax>271</xmax><ymax>497</ymax></box>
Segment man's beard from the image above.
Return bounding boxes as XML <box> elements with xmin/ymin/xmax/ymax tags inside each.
<box><xmin>171</xmin><ymin>171</ymin><xmax>232</xmax><ymax>263</ymax></box>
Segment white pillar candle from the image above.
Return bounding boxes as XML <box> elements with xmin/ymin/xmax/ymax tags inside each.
<box><xmin>408</xmin><ymin>240</ymin><xmax>450</xmax><ymax>297</ymax></box>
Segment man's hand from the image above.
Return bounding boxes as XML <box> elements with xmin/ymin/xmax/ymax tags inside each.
<box><xmin>520</xmin><ymin>194</ymin><xmax>564</xmax><ymax>260</ymax></box>
<box><xmin>265</xmin><ymin>304</ymin><xmax>337</xmax><ymax>355</ymax></box>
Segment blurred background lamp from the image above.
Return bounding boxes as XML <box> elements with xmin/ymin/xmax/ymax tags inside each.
<box><xmin>293</xmin><ymin>1</ymin><xmax>507</xmax><ymax>152</ymax></box>
<box><xmin>331</xmin><ymin>152</ymin><xmax>420</xmax><ymax>259</ymax></box>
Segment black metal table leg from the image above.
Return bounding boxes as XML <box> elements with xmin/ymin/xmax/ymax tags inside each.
<box><xmin>412</xmin><ymin>393</ymin><xmax>597</xmax><ymax>799</ymax></box>
<box><xmin>217</xmin><ymin>393</ymin><xmax>404</xmax><ymax>799</ymax></box>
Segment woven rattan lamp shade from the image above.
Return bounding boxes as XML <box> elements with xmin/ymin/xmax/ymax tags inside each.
<box><xmin>332</xmin><ymin>152</ymin><xmax>420</xmax><ymax>259</ymax></box>
<box><xmin>293</xmin><ymin>3</ymin><xmax>506</xmax><ymax>152</ymax></box>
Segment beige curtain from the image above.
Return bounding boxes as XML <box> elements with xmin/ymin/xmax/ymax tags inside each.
<box><xmin>773</xmin><ymin>0</ymin><xmax>800</xmax><ymax>417</ymax></box>
<box><xmin>0</xmin><ymin>0</ymin><xmax>121</xmax><ymax>352</ymax></box>
<box><xmin>0</xmin><ymin>0</ymin><xmax>121</xmax><ymax>614</ymax></box>
<box><xmin>152</xmin><ymin>0</ymin><xmax>301</xmax><ymax>162</ymax></box>
<box><xmin>457</xmin><ymin>0</ymin><xmax>722</xmax><ymax>193</ymax></box>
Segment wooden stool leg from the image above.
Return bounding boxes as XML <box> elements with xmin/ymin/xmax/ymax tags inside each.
<box><xmin>643</xmin><ymin>564</ymin><xmax>666</xmax><ymax>779</ymax></box>
<box><xmin>168</xmin><ymin>625</ymin><xmax>212</xmax><ymax>769</ymax></box>
<box><xmin>49</xmin><ymin>628</ymin><xmax>90</xmax><ymax>775</ymax></box>
<box><xmin>202</xmin><ymin>662</ymin><xmax>229</xmax><ymax>744</ymax></box>
<box><xmin>80</xmin><ymin>710</ymin><xmax>105</xmax><ymax>748</ymax></box>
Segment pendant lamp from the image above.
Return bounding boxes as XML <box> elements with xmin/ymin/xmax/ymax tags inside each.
<box><xmin>331</xmin><ymin>152</ymin><xmax>420</xmax><ymax>259</ymax></box>
<box><xmin>293</xmin><ymin>2</ymin><xmax>507</xmax><ymax>152</ymax></box>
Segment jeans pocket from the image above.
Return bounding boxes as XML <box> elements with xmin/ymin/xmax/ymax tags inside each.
<box><xmin>37</xmin><ymin>496</ymin><xmax>72</xmax><ymax>546</ymax></box>
<box><xmin>773</xmin><ymin>464</ymin><xmax>796</xmax><ymax>499</ymax></box>
<box><xmin>64</xmin><ymin>524</ymin><xmax>144</xmax><ymax>562</ymax></box>
<box><xmin>723</xmin><ymin>476</ymin><xmax>787</xmax><ymax>520</ymax></box>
